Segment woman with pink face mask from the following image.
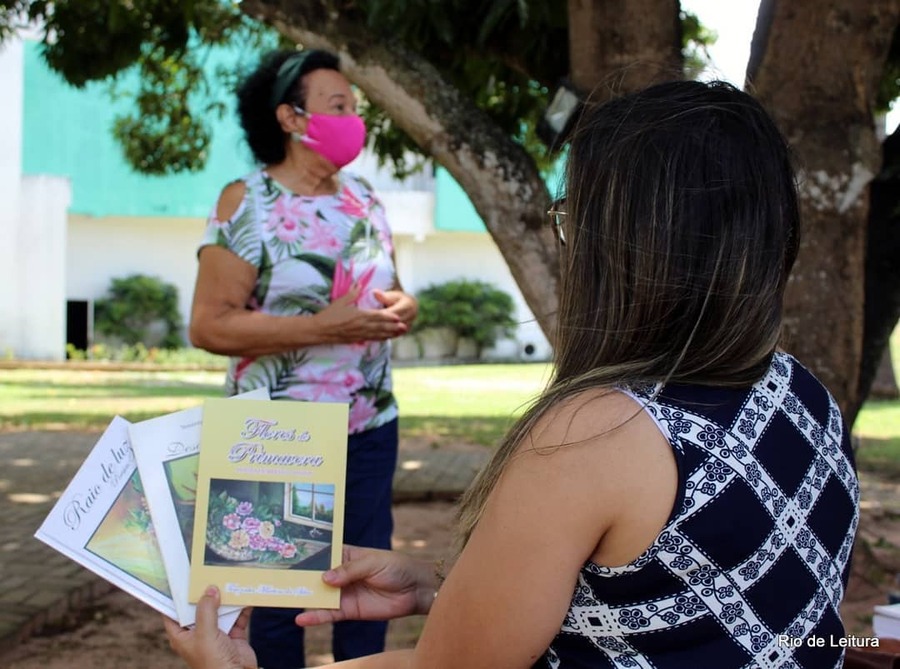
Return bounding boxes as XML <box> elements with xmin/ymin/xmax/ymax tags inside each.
<box><xmin>188</xmin><ymin>49</ymin><xmax>418</xmax><ymax>668</ymax></box>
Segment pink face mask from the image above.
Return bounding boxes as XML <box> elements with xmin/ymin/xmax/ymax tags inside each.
<box><xmin>294</xmin><ymin>108</ymin><xmax>367</xmax><ymax>168</ymax></box>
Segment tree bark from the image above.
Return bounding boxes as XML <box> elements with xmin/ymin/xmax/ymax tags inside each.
<box><xmin>567</xmin><ymin>0</ymin><xmax>682</xmax><ymax>97</ymax></box>
<box><xmin>856</xmin><ymin>125</ymin><xmax>900</xmax><ymax>411</ymax></box>
<box><xmin>748</xmin><ymin>0</ymin><xmax>900</xmax><ymax>421</ymax></box>
<box><xmin>238</xmin><ymin>0</ymin><xmax>684</xmax><ymax>347</ymax></box>
<box><xmin>239</xmin><ymin>0</ymin><xmax>560</xmax><ymax>340</ymax></box>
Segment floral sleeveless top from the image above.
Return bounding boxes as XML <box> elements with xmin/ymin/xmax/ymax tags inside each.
<box><xmin>199</xmin><ymin>169</ymin><xmax>398</xmax><ymax>434</ymax></box>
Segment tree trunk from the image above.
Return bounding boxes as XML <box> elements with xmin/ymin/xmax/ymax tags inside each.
<box><xmin>567</xmin><ymin>0</ymin><xmax>682</xmax><ymax>97</ymax></box>
<box><xmin>240</xmin><ymin>0</ymin><xmax>560</xmax><ymax>340</ymax></box>
<box><xmin>856</xmin><ymin>125</ymin><xmax>900</xmax><ymax>414</ymax></box>
<box><xmin>748</xmin><ymin>0</ymin><xmax>900</xmax><ymax>421</ymax></box>
<box><xmin>871</xmin><ymin>345</ymin><xmax>899</xmax><ymax>399</ymax></box>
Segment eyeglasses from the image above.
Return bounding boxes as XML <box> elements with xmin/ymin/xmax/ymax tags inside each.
<box><xmin>547</xmin><ymin>199</ymin><xmax>567</xmax><ymax>246</ymax></box>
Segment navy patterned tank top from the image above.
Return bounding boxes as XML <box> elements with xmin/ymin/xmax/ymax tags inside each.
<box><xmin>538</xmin><ymin>352</ymin><xmax>860</xmax><ymax>669</ymax></box>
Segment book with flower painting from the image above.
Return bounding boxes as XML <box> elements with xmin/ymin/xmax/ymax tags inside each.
<box><xmin>33</xmin><ymin>416</ymin><xmax>183</xmax><ymax>622</ymax></box>
<box><xmin>188</xmin><ymin>398</ymin><xmax>348</xmax><ymax>608</ymax></box>
<box><xmin>128</xmin><ymin>387</ymin><xmax>268</xmax><ymax>629</ymax></box>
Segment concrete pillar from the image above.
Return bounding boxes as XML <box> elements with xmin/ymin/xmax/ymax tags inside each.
<box><xmin>19</xmin><ymin>175</ymin><xmax>71</xmax><ymax>359</ymax></box>
<box><xmin>0</xmin><ymin>36</ymin><xmax>23</xmax><ymax>357</ymax></box>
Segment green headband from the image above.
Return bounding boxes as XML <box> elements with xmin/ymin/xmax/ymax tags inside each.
<box><xmin>270</xmin><ymin>51</ymin><xmax>310</xmax><ymax>110</ymax></box>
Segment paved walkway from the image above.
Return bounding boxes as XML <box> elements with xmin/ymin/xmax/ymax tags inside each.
<box><xmin>0</xmin><ymin>430</ymin><xmax>490</xmax><ymax>657</ymax></box>
<box><xmin>2</xmin><ymin>431</ymin><xmax>898</xmax><ymax>659</ymax></box>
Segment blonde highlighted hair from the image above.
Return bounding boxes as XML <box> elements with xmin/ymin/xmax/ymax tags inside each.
<box><xmin>457</xmin><ymin>80</ymin><xmax>800</xmax><ymax>545</ymax></box>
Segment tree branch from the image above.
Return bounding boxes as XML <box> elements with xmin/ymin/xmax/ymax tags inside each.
<box><xmin>240</xmin><ymin>0</ymin><xmax>560</xmax><ymax>339</ymax></box>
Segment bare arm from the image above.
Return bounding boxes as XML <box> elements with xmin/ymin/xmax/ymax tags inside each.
<box><xmin>167</xmin><ymin>392</ymin><xmax>677</xmax><ymax>669</ymax></box>
<box><xmin>189</xmin><ymin>246</ymin><xmax>407</xmax><ymax>357</ymax></box>
<box><xmin>188</xmin><ymin>184</ymin><xmax>408</xmax><ymax>357</ymax></box>
<box><xmin>311</xmin><ymin>391</ymin><xmax>677</xmax><ymax>669</ymax></box>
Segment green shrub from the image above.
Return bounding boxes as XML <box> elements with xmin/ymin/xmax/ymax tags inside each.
<box><xmin>94</xmin><ymin>274</ymin><xmax>184</xmax><ymax>348</ymax></box>
<box><xmin>413</xmin><ymin>279</ymin><xmax>516</xmax><ymax>354</ymax></box>
<box><xmin>65</xmin><ymin>343</ymin><xmax>87</xmax><ymax>361</ymax></box>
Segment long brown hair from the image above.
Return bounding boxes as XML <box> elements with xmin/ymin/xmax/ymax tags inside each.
<box><xmin>457</xmin><ymin>80</ymin><xmax>800</xmax><ymax>545</ymax></box>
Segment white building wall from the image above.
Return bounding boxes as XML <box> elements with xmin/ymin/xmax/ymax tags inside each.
<box><xmin>64</xmin><ymin>210</ymin><xmax>551</xmax><ymax>360</ymax></box>
<box><xmin>66</xmin><ymin>215</ymin><xmax>207</xmax><ymax>344</ymax></box>
<box><xmin>396</xmin><ymin>231</ymin><xmax>552</xmax><ymax>360</ymax></box>
<box><xmin>379</xmin><ymin>191</ymin><xmax>435</xmax><ymax>240</ymax></box>
<box><xmin>5</xmin><ymin>38</ymin><xmax>548</xmax><ymax>362</ymax></box>
<box><xmin>0</xmin><ymin>37</ymin><xmax>23</xmax><ymax>356</ymax></box>
<box><xmin>18</xmin><ymin>175</ymin><xmax>71</xmax><ymax>359</ymax></box>
<box><xmin>60</xmin><ymin>151</ymin><xmax>549</xmax><ymax>360</ymax></box>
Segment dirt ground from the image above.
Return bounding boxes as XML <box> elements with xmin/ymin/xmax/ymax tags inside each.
<box><xmin>2</xmin><ymin>468</ymin><xmax>899</xmax><ymax>668</ymax></box>
<box><xmin>0</xmin><ymin>499</ymin><xmax>456</xmax><ymax>669</ymax></box>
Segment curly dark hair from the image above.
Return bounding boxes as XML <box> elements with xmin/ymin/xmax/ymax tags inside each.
<box><xmin>236</xmin><ymin>49</ymin><xmax>341</xmax><ymax>165</ymax></box>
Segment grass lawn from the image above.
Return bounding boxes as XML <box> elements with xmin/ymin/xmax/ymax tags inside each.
<box><xmin>0</xmin><ymin>364</ymin><xmax>553</xmax><ymax>444</ymax></box>
<box><xmin>0</xmin><ymin>360</ymin><xmax>897</xmax><ymax>475</ymax></box>
<box><xmin>395</xmin><ymin>363</ymin><xmax>553</xmax><ymax>446</ymax></box>
<box><xmin>854</xmin><ymin>399</ymin><xmax>900</xmax><ymax>478</ymax></box>
<box><xmin>0</xmin><ymin>369</ymin><xmax>225</xmax><ymax>429</ymax></box>
<box><xmin>854</xmin><ymin>328</ymin><xmax>900</xmax><ymax>477</ymax></box>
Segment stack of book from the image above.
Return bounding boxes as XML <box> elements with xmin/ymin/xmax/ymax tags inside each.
<box><xmin>34</xmin><ymin>389</ymin><xmax>348</xmax><ymax>631</ymax></box>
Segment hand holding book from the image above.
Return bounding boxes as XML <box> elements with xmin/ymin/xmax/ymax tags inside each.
<box><xmin>294</xmin><ymin>545</ymin><xmax>440</xmax><ymax>626</ymax></box>
<box><xmin>34</xmin><ymin>389</ymin><xmax>349</xmax><ymax>636</ymax></box>
<box><xmin>164</xmin><ymin>587</ymin><xmax>255</xmax><ymax>669</ymax></box>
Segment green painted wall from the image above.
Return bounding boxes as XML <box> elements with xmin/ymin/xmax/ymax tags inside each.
<box><xmin>433</xmin><ymin>168</ymin><xmax>484</xmax><ymax>232</ymax></box>
<box><xmin>21</xmin><ymin>40</ymin><xmax>255</xmax><ymax>218</ymax></box>
<box><xmin>433</xmin><ymin>157</ymin><xmax>566</xmax><ymax>233</ymax></box>
<box><xmin>21</xmin><ymin>38</ymin><xmax>566</xmax><ymax>227</ymax></box>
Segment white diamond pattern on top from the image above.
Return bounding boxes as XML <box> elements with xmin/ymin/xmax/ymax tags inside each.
<box><xmin>546</xmin><ymin>353</ymin><xmax>857</xmax><ymax>669</ymax></box>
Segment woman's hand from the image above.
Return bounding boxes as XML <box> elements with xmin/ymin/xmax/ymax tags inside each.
<box><xmin>314</xmin><ymin>292</ymin><xmax>409</xmax><ymax>343</ymax></box>
<box><xmin>373</xmin><ymin>290</ymin><xmax>418</xmax><ymax>328</ymax></box>
<box><xmin>164</xmin><ymin>587</ymin><xmax>257</xmax><ymax>669</ymax></box>
<box><xmin>294</xmin><ymin>546</ymin><xmax>437</xmax><ymax>627</ymax></box>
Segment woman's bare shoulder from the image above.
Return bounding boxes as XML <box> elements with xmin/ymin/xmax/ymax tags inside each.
<box><xmin>523</xmin><ymin>387</ymin><xmax>648</xmax><ymax>453</ymax></box>
<box><xmin>216</xmin><ymin>180</ymin><xmax>248</xmax><ymax>222</ymax></box>
<box><xmin>517</xmin><ymin>387</ymin><xmax>674</xmax><ymax>498</ymax></box>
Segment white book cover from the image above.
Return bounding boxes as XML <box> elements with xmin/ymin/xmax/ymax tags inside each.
<box><xmin>34</xmin><ymin>416</ymin><xmax>179</xmax><ymax>620</ymax></box>
<box><xmin>874</xmin><ymin>603</ymin><xmax>900</xmax><ymax>640</ymax></box>
<box><xmin>129</xmin><ymin>387</ymin><xmax>269</xmax><ymax>628</ymax></box>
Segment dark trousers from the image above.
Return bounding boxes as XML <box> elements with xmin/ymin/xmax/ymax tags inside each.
<box><xmin>250</xmin><ymin>418</ymin><xmax>398</xmax><ymax>669</ymax></box>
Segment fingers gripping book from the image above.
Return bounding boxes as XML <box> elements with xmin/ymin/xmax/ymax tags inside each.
<box><xmin>34</xmin><ymin>392</ymin><xmax>347</xmax><ymax>624</ymax></box>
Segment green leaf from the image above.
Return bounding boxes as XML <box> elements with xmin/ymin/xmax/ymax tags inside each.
<box><xmin>93</xmin><ymin>274</ymin><xmax>183</xmax><ymax>348</ymax></box>
<box><xmin>12</xmin><ymin>0</ymin><xmax>726</xmax><ymax>177</ymax></box>
<box><xmin>413</xmin><ymin>279</ymin><xmax>516</xmax><ymax>352</ymax></box>
<box><xmin>256</xmin><ymin>244</ymin><xmax>274</xmax><ymax>306</ymax></box>
<box><xmin>292</xmin><ymin>253</ymin><xmax>337</xmax><ymax>282</ymax></box>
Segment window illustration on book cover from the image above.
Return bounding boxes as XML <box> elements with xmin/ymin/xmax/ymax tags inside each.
<box><xmin>34</xmin><ymin>416</ymin><xmax>179</xmax><ymax>620</ymax></box>
<box><xmin>129</xmin><ymin>388</ymin><xmax>267</xmax><ymax>629</ymax></box>
<box><xmin>189</xmin><ymin>398</ymin><xmax>348</xmax><ymax>609</ymax></box>
<box><xmin>204</xmin><ymin>480</ymin><xmax>334</xmax><ymax>568</ymax></box>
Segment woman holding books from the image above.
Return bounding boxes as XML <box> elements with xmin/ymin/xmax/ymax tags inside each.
<box><xmin>187</xmin><ymin>48</ymin><xmax>417</xmax><ymax>668</ymax></box>
<box><xmin>170</xmin><ymin>80</ymin><xmax>860</xmax><ymax>668</ymax></box>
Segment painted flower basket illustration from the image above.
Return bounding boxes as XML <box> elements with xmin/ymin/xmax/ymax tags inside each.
<box><xmin>205</xmin><ymin>491</ymin><xmax>310</xmax><ymax>566</ymax></box>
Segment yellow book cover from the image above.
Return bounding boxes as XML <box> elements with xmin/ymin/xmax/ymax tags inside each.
<box><xmin>189</xmin><ymin>398</ymin><xmax>348</xmax><ymax>608</ymax></box>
